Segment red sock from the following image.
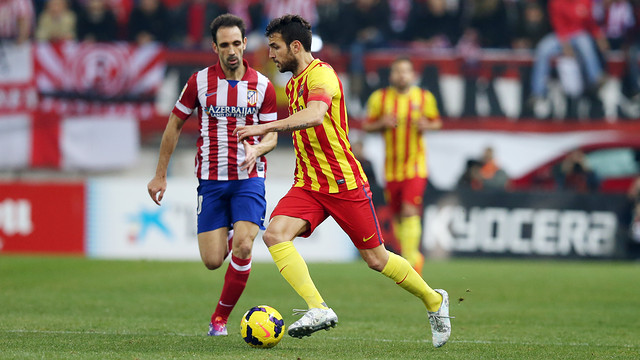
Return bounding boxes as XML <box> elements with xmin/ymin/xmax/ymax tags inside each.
<box><xmin>211</xmin><ymin>254</ymin><xmax>251</xmax><ymax>324</ymax></box>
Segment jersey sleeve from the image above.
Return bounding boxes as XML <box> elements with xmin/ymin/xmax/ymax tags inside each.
<box><xmin>259</xmin><ymin>80</ymin><xmax>278</xmax><ymax>123</ymax></box>
<box><xmin>366</xmin><ymin>89</ymin><xmax>383</xmax><ymax>122</ymax></box>
<box><xmin>423</xmin><ymin>90</ymin><xmax>440</xmax><ymax>120</ymax></box>
<box><xmin>306</xmin><ymin>64</ymin><xmax>339</xmax><ymax>108</ymax></box>
<box><xmin>171</xmin><ymin>72</ymin><xmax>199</xmax><ymax>121</ymax></box>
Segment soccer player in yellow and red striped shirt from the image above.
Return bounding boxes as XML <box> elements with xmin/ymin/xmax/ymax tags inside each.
<box><xmin>234</xmin><ymin>15</ymin><xmax>451</xmax><ymax>347</ymax></box>
<box><xmin>363</xmin><ymin>57</ymin><xmax>442</xmax><ymax>276</ymax></box>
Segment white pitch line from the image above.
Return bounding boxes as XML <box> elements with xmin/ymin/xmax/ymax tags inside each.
<box><xmin>3</xmin><ymin>329</ymin><xmax>638</xmax><ymax>349</ymax></box>
<box><xmin>2</xmin><ymin>329</ymin><xmax>199</xmax><ymax>337</ymax></box>
<box><xmin>324</xmin><ymin>337</ymin><xmax>639</xmax><ymax>348</ymax></box>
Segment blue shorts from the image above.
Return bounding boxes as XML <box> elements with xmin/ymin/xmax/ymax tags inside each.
<box><xmin>196</xmin><ymin>178</ymin><xmax>266</xmax><ymax>234</ymax></box>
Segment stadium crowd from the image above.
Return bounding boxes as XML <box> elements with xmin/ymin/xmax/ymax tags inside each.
<box><xmin>13</xmin><ymin>0</ymin><xmax>635</xmax><ymax>51</ymax></box>
<box><xmin>0</xmin><ymin>0</ymin><xmax>635</xmax><ymax>101</ymax></box>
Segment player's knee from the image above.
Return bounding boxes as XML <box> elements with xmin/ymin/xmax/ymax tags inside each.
<box><xmin>202</xmin><ymin>256</ymin><xmax>224</xmax><ymax>270</ymax></box>
<box><xmin>359</xmin><ymin>246</ymin><xmax>388</xmax><ymax>272</ymax></box>
<box><xmin>262</xmin><ymin>228</ymin><xmax>283</xmax><ymax>247</ymax></box>
<box><xmin>401</xmin><ymin>205</ymin><xmax>420</xmax><ymax>218</ymax></box>
<box><xmin>233</xmin><ymin>240</ymin><xmax>253</xmax><ymax>259</ymax></box>
<box><xmin>365</xmin><ymin>257</ymin><xmax>386</xmax><ymax>272</ymax></box>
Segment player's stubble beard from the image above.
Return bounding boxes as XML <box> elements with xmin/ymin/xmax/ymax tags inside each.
<box><xmin>395</xmin><ymin>83</ymin><xmax>410</xmax><ymax>93</ymax></box>
<box><xmin>224</xmin><ymin>55</ymin><xmax>240</xmax><ymax>71</ymax></box>
<box><xmin>275</xmin><ymin>48</ymin><xmax>298</xmax><ymax>74</ymax></box>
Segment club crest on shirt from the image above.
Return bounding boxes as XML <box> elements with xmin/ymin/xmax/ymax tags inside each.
<box><xmin>247</xmin><ymin>90</ymin><xmax>257</xmax><ymax>107</ymax></box>
<box><xmin>298</xmin><ymin>83</ymin><xmax>304</xmax><ymax>99</ymax></box>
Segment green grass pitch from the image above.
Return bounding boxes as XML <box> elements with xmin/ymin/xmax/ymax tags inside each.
<box><xmin>1</xmin><ymin>255</ymin><xmax>639</xmax><ymax>359</ymax></box>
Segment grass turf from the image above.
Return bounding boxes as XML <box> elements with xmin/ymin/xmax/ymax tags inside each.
<box><xmin>1</xmin><ymin>256</ymin><xmax>638</xmax><ymax>359</ymax></box>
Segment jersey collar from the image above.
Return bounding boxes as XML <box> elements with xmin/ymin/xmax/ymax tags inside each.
<box><xmin>292</xmin><ymin>58</ymin><xmax>321</xmax><ymax>80</ymax></box>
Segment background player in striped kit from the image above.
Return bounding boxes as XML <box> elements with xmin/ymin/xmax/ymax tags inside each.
<box><xmin>147</xmin><ymin>14</ymin><xmax>278</xmax><ymax>336</ymax></box>
<box><xmin>234</xmin><ymin>14</ymin><xmax>451</xmax><ymax>347</ymax></box>
<box><xmin>363</xmin><ymin>57</ymin><xmax>442</xmax><ymax>276</ymax></box>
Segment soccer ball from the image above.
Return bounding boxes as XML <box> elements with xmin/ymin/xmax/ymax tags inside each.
<box><xmin>240</xmin><ymin>305</ymin><xmax>285</xmax><ymax>348</ymax></box>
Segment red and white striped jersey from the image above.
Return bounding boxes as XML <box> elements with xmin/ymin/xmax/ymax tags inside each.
<box><xmin>0</xmin><ymin>0</ymin><xmax>34</xmax><ymax>40</ymax></box>
<box><xmin>172</xmin><ymin>60</ymin><xmax>277</xmax><ymax>180</ymax></box>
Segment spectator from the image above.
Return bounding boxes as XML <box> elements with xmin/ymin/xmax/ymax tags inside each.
<box><xmin>456</xmin><ymin>146</ymin><xmax>508</xmax><ymax>191</ymax></box>
<box><xmin>554</xmin><ymin>148</ymin><xmax>600</xmax><ymax>192</ymax></box>
<box><xmin>341</xmin><ymin>0</ymin><xmax>392</xmax><ymax>99</ymax></box>
<box><xmin>227</xmin><ymin>0</ymin><xmax>265</xmax><ymax>36</ymax></box>
<box><xmin>602</xmin><ymin>0</ymin><xmax>635</xmax><ymax>50</ymax></box>
<box><xmin>77</xmin><ymin>0</ymin><xmax>119</xmax><ymax>42</ymax></box>
<box><xmin>35</xmin><ymin>0</ymin><xmax>76</xmax><ymax>42</ymax></box>
<box><xmin>628</xmin><ymin>0</ymin><xmax>640</xmax><ymax>100</ymax></box>
<box><xmin>108</xmin><ymin>0</ymin><xmax>134</xmax><ymax>33</ymax></box>
<box><xmin>403</xmin><ymin>0</ymin><xmax>461</xmax><ymax>49</ymax></box>
<box><xmin>511</xmin><ymin>1</ymin><xmax>551</xmax><ymax>50</ymax></box>
<box><xmin>264</xmin><ymin>0</ymin><xmax>317</xmax><ymax>26</ymax></box>
<box><xmin>340</xmin><ymin>0</ymin><xmax>391</xmax><ymax>49</ymax></box>
<box><xmin>478</xmin><ymin>146</ymin><xmax>509</xmax><ymax>189</ymax></box>
<box><xmin>388</xmin><ymin>0</ymin><xmax>411</xmax><ymax>41</ymax></box>
<box><xmin>0</xmin><ymin>0</ymin><xmax>34</xmax><ymax>44</ymax></box>
<box><xmin>457</xmin><ymin>159</ymin><xmax>484</xmax><ymax>190</ymax></box>
<box><xmin>128</xmin><ymin>0</ymin><xmax>170</xmax><ymax>45</ymax></box>
<box><xmin>171</xmin><ymin>0</ymin><xmax>227</xmax><ymax>49</ymax></box>
<box><xmin>601</xmin><ymin>0</ymin><xmax>640</xmax><ymax>100</ymax></box>
<box><xmin>466</xmin><ymin>0</ymin><xmax>511</xmax><ymax>48</ymax></box>
<box><xmin>315</xmin><ymin>0</ymin><xmax>343</xmax><ymax>49</ymax></box>
<box><xmin>456</xmin><ymin>28</ymin><xmax>482</xmax><ymax>67</ymax></box>
<box><xmin>529</xmin><ymin>0</ymin><xmax>609</xmax><ymax>102</ymax></box>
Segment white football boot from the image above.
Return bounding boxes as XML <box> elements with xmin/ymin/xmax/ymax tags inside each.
<box><xmin>288</xmin><ymin>308</ymin><xmax>338</xmax><ymax>338</ymax></box>
<box><xmin>428</xmin><ymin>289</ymin><xmax>453</xmax><ymax>347</ymax></box>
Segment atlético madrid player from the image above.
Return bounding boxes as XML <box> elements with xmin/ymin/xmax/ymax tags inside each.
<box><xmin>147</xmin><ymin>14</ymin><xmax>278</xmax><ymax>336</ymax></box>
<box><xmin>234</xmin><ymin>14</ymin><xmax>452</xmax><ymax>347</ymax></box>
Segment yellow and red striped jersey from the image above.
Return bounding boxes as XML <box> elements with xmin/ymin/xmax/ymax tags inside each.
<box><xmin>366</xmin><ymin>86</ymin><xmax>440</xmax><ymax>182</ymax></box>
<box><xmin>285</xmin><ymin>59</ymin><xmax>367</xmax><ymax>193</ymax></box>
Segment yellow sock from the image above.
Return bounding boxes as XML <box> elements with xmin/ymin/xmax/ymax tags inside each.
<box><xmin>398</xmin><ymin>216</ymin><xmax>423</xmax><ymax>267</ymax></box>
<box><xmin>268</xmin><ymin>241</ymin><xmax>328</xmax><ymax>309</ymax></box>
<box><xmin>381</xmin><ymin>251</ymin><xmax>442</xmax><ymax>312</ymax></box>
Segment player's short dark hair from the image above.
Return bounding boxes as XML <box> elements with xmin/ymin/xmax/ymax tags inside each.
<box><xmin>391</xmin><ymin>56</ymin><xmax>414</xmax><ymax>69</ymax></box>
<box><xmin>210</xmin><ymin>14</ymin><xmax>246</xmax><ymax>44</ymax></box>
<box><xmin>265</xmin><ymin>14</ymin><xmax>312</xmax><ymax>52</ymax></box>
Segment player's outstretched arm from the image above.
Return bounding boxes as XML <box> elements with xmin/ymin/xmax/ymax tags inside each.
<box><xmin>240</xmin><ymin>132</ymin><xmax>278</xmax><ymax>172</ymax></box>
<box><xmin>234</xmin><ymin>101</ymin><xmax>328</xmax><ymax>141</ymax></box>
<box><xmin>147</xmin><ymin>113</ymin><xmax>186</xmax><ymax>206</ymax></box>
